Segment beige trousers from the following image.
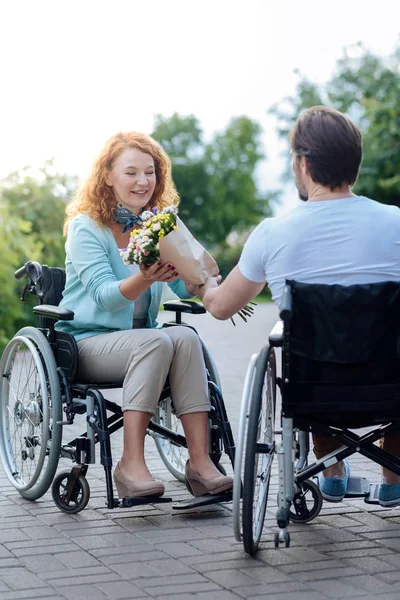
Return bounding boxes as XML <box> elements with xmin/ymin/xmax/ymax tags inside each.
<box><xmin>77</xmin><ymin>326</ymin><xmax>210</xmax><ymax>417</ymax></box>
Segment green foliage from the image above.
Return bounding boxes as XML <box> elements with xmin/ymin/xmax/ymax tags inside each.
<box><xmin>1</xmin><ymin>161</ymin><xmax>77</xmax><ymax>267</ymax></box>
<box><xmin>0</xmin><ymin>162</ymin><xmax>76</xmax><ymax>351</ymax></box>
<box><xmin>270</xmin><ymin>43</ymin><xmax>400</xmax><ymax>205</ymax></box>
<box><xmin>152</xmin><ymin>113</ymin><xmax>276</xmax><ymax>246</ymax></box>
<box><xmin>0</xmin><ymin>201</ymin><xmax>41</xmax><ymax>347</ymax></box>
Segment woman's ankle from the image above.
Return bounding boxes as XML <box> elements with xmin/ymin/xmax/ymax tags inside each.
<box><xmin>382</xmin><ymin>469</ymin><xmax>400</xmax><ymax>485</ymax></box>
<box><xmin>322</xmin><ymin>462</ymin><xmax>345</xmax><ymax>478</ymax></box>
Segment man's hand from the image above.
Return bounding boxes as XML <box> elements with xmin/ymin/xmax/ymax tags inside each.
<box><xmin>197</xmin><ymin>275</ymin><xmax>222</xmax><ymax>300</ymax></box>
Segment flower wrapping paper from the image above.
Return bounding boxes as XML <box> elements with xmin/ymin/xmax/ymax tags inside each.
<box><xmin>159</xmin><ymin>217</ymin><xmax>219</xmax><ymax>285</ymax></box>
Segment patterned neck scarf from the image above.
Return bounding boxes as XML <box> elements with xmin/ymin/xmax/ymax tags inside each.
<box><xmin>114</xmin><ymin>203</ymin><xmax>144</xmax><ymax>233</ymax></box>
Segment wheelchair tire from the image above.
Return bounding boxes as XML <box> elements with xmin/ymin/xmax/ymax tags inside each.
<box><xmin>51</xmin><ymin>471</ymin><xmax>90</xmax><ymax>514</ymax></box>
<box><xmin>242</xmin><ymin>345</ymin><xmax>276</xmax><ymax>555</ymax></box>
<box><xmin>233</xmin><ymin>353</ymin><xmax>258</xmax><ymax>542</ymax></box>
<box><xmin>0</xmin><ymin>327</ymin><xmax>62</xmax><ymax>500</ymax></box>
<box><xmin>153</xmin><ymin>338</ymin><xmax>223</xmax><ymax>483</ymax></box>
<box><xmin>289</xmin><ymin>479</ymin><xmax>323</xmax><ymax>523</ymax></box>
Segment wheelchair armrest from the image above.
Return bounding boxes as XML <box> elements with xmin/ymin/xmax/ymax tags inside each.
<box><xmin>33</xmin><ymin>304</ymin><xmax>75</xmax><ymax>321</ymax></box>
<box><xmin>163</xmin><ymin>300</ymin><xmax>206</xmax><ymax>315</ymax></box>
<box><xmin>269</xmin><ymin>320</ymin><xmax>283</xmax><ymax>347</ymax></box>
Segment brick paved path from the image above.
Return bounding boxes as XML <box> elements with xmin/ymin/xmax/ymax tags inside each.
<box><xmin>1</xmin><ymin>304</ymin><xmax>400</xmax><ymax>599</ymax></box>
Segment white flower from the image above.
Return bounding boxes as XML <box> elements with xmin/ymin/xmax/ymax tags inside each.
<box><xmin>152</xmin><ymin>222</ymin><xmax>161</xmax><ymax>232</ymax></box>
<box><xmin>141</xmin><ymin>211</ymin><xmax>154</xmax><ymax>221</ymax></box>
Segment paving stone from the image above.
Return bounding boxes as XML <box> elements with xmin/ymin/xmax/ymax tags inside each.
<box><xmin>0</xmin><ymin>529</ymin><xmax>31</xmax><ymax>543</ymax></box>
<box><xmin>340</xmin><ymin>574</ymin><xmax>396</xmax><ymax>593</ymax></box>
<box><xmin>57</xmin><ymin>549</ymin><xmax>101</xmax><ymax>568</ymax></box>
<box><xmin>56</xmin><ymin>585</ymin><xmax>108</xmax><ymax>600</ymax></box>
<box><xmin>203</xmin><ymin>568</ymin><xmax>269</xmax><ymax>588</ymax></box>
<box><xmin>1</xmin><ymin>570</ymin><xmax>49</xmax><ymax>591</ymax></box>
<box><xmin>11</xmin><ymin>543</ymin><xmax>79</xmax><ymax>557</ymax></box>
<box><xmin>0</xmin><ymin>589</ymin><xmax>59</xmax><ymax>600</ymax></box>
<box><xmin>0</xmin><ymin>545</ymin><xmax>13</xmax><ymax>559</ymax></box>
<box><xmin>294</xmin><ymin>566</ymin><xmax>364</xmax><ymax>581</ymax></box>
<box><xmin>234</xmin><ymin>581</ymin><xmax>310</xmax><ymax>598</ymax></box>
<box><xmin>95</xmin><ymin>580</ymin><xmax>150</xmax><ymax>599</ymax></box>
<box><xmin>19</xmin><ymin>553</ymin><xmax>65</xmax><ymax>572</ymax></box>
<box><xmin>310</xmin><ymin>579</ymin><xmax>369</xmax><ymax>598</ymax></box>
<box><xmin>97</xmin><ymin>550</ymin><xmax>169</xmax><ymax>566</ymax></box>
<box><xmin>157</xmin><ymin>592</ymin><xmax>241</xmax><ymax>600</ymax></box>
<box><xmin>110</xmin><ymin>558</ymin><xmax>196</xmax><ymax>579</ymax></box>
<box><xmin>154</xmin><ymin>541</ymin><xmax>207</xmax><ymax>558</ymax></box>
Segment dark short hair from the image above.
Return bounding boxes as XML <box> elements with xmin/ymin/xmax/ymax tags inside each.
<box><xmin>290</xmin><ymin>106</ymin><xmax>362</xmax><ymax>190</ymax></box>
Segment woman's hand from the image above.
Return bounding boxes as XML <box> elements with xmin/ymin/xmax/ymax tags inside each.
<box><xmin>139</xmin><ymin>262</ymin><xmax>178</xmax><ymax>283</ymax></box>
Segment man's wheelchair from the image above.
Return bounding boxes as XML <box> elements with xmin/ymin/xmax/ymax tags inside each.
<box><xmin>233</xmin><ymin>279</ymin><xmax>400</xmax><ymax>555</ymax></box>
<box><xmin>0</xmin><ymin>261</ymin><xmax>235</xmax><ymax>514</ymax></box>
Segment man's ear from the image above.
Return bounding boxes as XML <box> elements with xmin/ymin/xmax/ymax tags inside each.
<box><xmin>301</xmin><ymin>156</ymin><xmax>311</xmax><ymax>175</ymax></box>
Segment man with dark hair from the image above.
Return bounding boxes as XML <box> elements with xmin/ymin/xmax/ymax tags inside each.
<box><xmin>199</xmin><ymin>105</ymin><xmax>400</xmax><ymax>506</ymax></box>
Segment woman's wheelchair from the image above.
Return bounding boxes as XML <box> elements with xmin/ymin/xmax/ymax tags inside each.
<box><xmin>0</xmin><ymin>261</ymin><xmax>235</xmax><ymax>514</ymax></box>
<box><xmin>233</xmin><ymin>279</ymin><xmax>400</xmax><ymax>555</ymax></box>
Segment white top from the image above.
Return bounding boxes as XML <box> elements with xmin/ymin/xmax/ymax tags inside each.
<box><xmin>238</xmin><ymin>196</ymin><xmax>400</xmax><ymax>305</ymax></box>
<box><xmin>120</xmin><ymin>254</ymin><xmax>151</xmax><ymax>328</ymax></box>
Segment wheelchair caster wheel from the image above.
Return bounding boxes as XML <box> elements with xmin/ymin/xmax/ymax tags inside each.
<box><xmin>274</xmin><ymin>531</ymin><xmax>290</xmax><ymax>548</ymax></box>
<box><xmin>51</xmin><ymin>471</ymin><xmax>90</xmax><ymax>514</ymax></box>
<box><xmin>289</xmin><ymin>479</ymin><xmax>323</xmax><ymax>523</ymax></box>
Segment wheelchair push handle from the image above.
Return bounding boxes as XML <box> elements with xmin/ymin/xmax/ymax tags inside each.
<box><xmin>15</xmin><ymin>261</ymin><xmax>43</xmax><ymax>301</ymax></box>
<box><xmin>279</xmin><ymin>284</ymin><xmax>292</xmax><ymax>323</ymax></box>
<box><xmin>15</xmin><ymin>261</ymin><xmax>42</xmax><ymax>283</ymax></box>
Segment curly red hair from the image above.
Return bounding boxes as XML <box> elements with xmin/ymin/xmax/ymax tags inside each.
<box><xmin>64</xmin><ymin>132</ymin><xmax>180</xmax><ymax>233</ymax></box>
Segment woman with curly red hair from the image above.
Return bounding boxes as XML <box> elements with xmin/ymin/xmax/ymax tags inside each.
<box><xmin>57</xmin><ymin>132</ymin><xmax>231</xmax><ymax>499</ymax></box>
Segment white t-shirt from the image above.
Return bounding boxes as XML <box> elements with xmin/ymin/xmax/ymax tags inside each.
<box><xmin>238</xmin><ymin>196</ymin><xmax>400</xmax><ymax>305</ymax></box>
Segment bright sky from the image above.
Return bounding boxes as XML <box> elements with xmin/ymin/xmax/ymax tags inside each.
<box><xmin>1</xmin><ymin>0</ymin><xmax>399</xmax><ymax>214</ymax></box>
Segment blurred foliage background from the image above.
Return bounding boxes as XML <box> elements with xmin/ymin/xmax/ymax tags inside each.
<box><xmin>0</xmin><ymin>43</ymin><xmax>399</xmax><ymax>350</ymax></box>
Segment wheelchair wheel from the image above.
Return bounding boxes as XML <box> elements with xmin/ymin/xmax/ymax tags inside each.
<box><xmin>0</xmin><ymin>327</ymin><xmax>62</xmax><ymax>500</ymax></box>
<box><xmin>52</xmin><ymin>471</ymin><xmax>90</xmax><ymax>514</ymax></box>
<box><xmin>154</xmin><ymin>391</ymin><xmax>187</xmax><ymax>482</ymax></box>
<box><xmin>242</xmin><ymin>345</ymin><xmax>276</xmax><ymax>555</ymax></box>
<box><xmin>153</xmin><ymin>339</ymin><xmax>222</xmax><ymax>483</ymax></box>
<box><xmin>289</xmin><ymin>479</ymin><xmax>323</xmax><ymax>523</ymax></box>
<box><xmin>233</xmin><ymin>353</ymin><xmax>258</xmax><ymax>541</ymax></box>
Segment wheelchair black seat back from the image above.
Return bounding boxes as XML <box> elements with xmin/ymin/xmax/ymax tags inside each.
<box><xmin>0</xmin><ymin>261</ymin><xmax>235</xmax><ymax>514</ymax></box>
<box><xmin>234</xmin><ymin>279</ymin><xmax>400</xmax><ymax>555</ymax></box>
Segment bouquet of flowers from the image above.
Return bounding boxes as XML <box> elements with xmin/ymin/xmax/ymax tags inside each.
<box><xmin>121</xmin><ymin>206</ymin><xmax>255</xmax><ymax>324</ymax></box>
<box><xmin>121</xmin><ymin>205</ymin><xmax>219</xmax><ymax>285</ymax></box>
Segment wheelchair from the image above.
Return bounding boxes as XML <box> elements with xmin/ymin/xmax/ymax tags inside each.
<box><xmin>0</xmin><ymin>261</ymin><xmax>235</xmax><ymax>514</ymax></box>
<box><xmin>233</xmin><ymin>279</ymin><xmax>400</xmax><ymax>555</ymax></box>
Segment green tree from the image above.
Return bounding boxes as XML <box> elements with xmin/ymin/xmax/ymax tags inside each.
<box><xmin>152</xmin><ymin>113</ymin><xmax>275</xmax><ymax>246</ymax></box>
<box><xmin>0</xmin><ymin>162</ymin><xmax>76</xmax><ymax>350</ymax></box>
<box><xmin>270</xmin><ymin>43</ymin><xmax>400</xmax><ymax>205</ymax></box>
<box><xmin>0</xmin><ymin>201</ymin><xmax>41</xmax><ymax>348</ymax></box>
<box><xmin>1</xmin><ymin>161</ymin><xmax>77</xmax><ymax>267</ymax></box>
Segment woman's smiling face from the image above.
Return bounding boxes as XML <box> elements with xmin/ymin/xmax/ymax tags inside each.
<box><xmin>106</xmin><ymin>147</ymin><xmax>156</xmax><ymax>215</ymax></box>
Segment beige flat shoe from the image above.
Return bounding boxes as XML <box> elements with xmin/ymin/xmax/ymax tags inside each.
<box><xmin>113</xmin><ymin>462</ymin><xmax>165</xmax><ymax>498</ymax></box>
<box><xmin>185</xmin><ymin>460</ymin><xmax>233</xmax><ymax>497</ymax></box>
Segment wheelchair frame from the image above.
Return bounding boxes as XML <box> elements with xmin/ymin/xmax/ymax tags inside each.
<box><xmin>0</xmin><ymin>261</ymin><xmax>235</xmax><ymax>514</ymax></box>
<box><xmin>234</xmin><ymin>282</ymin><xmax>400</xmax><ymax>555</ymax></box>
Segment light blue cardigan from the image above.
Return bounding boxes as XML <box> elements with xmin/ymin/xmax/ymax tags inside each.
<box><xmin>55</xmin><ymin>214</ymin><xmax>193</xmax><ymax>341</ymax></box>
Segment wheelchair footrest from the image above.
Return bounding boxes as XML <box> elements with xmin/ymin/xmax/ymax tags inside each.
<box><xmin>364</xmin><ymin>483</ymin><xmax>380</xmax><ymax>505</ymax></box>
<box><xmin>344</xmin><ymin>476</ymin><xmax>371</xmax><ymax>498</ymax></box>
<box><xmin>119</xmin><ymin>496</ymin><xmax>172</xmax><ymax>508</ymax></box>
<box><xmin>172</xmin><ymin>491</ymin><xmax>233</xmax><ymax>510</ymax></box>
